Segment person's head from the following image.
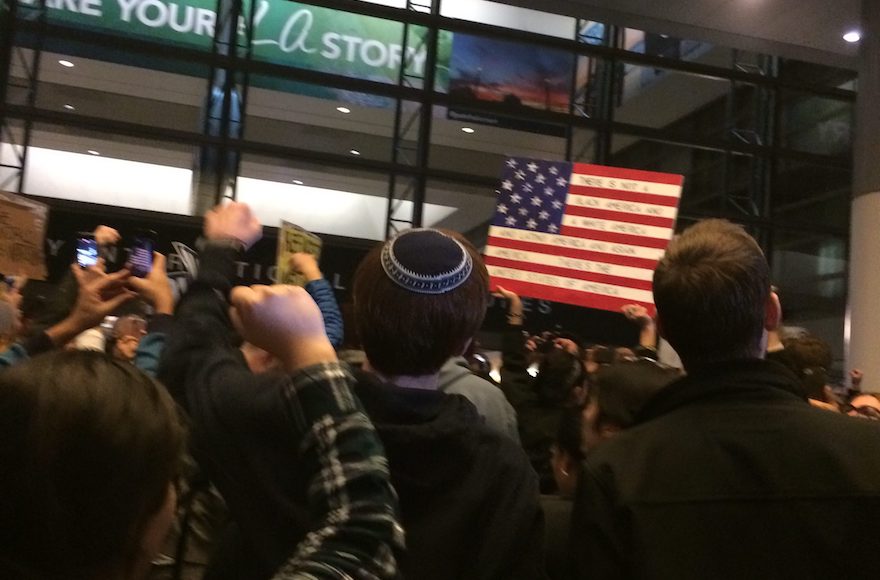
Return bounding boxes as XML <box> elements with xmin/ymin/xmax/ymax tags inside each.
<box><xmin>847</xmin><ymin>393</ymin><xmax>880</xmax><ymax>420</ymax></box>
<box><xmin>352</xmin><ymin>228</ymin><xmax>489</xmax><ymax>379</ymax></box>
<box><xmin>0</xmin><ymin>351</ymin><xmax>185</xmax><ymax>580</ymax></box>
<box><xmin>582</xmin><ymin>359</ymin><xmax>681</xmax><ymax>451</ymax></box>
<box><xmin>550</xmin><ymin>405</ymin><xmax>586</xmax><ymax>497</ymax></box>
<box><xmin>108</xmin><ymin>315</ymin><xmax>147</xmax><ymax>363</ymax></box>
<box><xmin>533</xmin><ymin>348</ymin><xmax>588</xmax><ymax>407</ymax></box>
<box><xmin>781</xmin><ymin>334</ymin><xmax>834</xmax><ymax>402</ymax></box>
<box><xmin>653</xmin><ymin>219</ymin><xmax>776</xmax><ymax>369</ymax></box>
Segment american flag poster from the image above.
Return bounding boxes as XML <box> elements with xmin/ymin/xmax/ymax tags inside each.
<box><xmin>485</xmin><ymin>157</ymin><xmax>683</xmax><ymax>314</ymax></box>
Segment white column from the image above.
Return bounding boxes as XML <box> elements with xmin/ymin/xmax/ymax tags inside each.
<box><xmin>846</xmin><ymin>0</ymin><xmax>880</xmax><ymax>391</ymax></box>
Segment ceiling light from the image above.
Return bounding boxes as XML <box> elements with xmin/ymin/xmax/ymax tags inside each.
<box><xmin>336</xmin><ymin>106</ymin><xmax>351</xmax><ymax>114</ymax></box>
<box><xmin>461</xmin><ymin>127</ymin><xmax>475</xmax><ymax>134</ymax></box>
<box><xmin>350</xmin><ymin>149</ymin><xmax>361</xmax><ymax>156</ymax></box>
<box><xmin>63</xmin><ymin>104</ymin><xmax>75</xmax><ymax>111</ymax></box>
<box><xmin>843</xmin><ymin>30</ymin><xmax>861</xmax><ymax>43</ymax></box>
<box><xmin>292</xmin><ymin>179</ymin><xmax>304</xmax><ymax>185</ymax></box>
<box><xmin>58</xmin><ymin>59</ymin><xmax>75</xmax><ymax>68</ymax></box>
<box><xmin>87</xmin><ymin>150</ymin><xmax>100</xmax><ymax>156</ymax></box>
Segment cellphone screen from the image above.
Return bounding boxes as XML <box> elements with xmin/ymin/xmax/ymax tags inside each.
<box><xmin>129</xmin><ymin>235</ymin><xmax>154</xmax><ymax>278</ymax></box>
<box><xmin>76</xmin><ymin>237</ymin><xmax>99</xmax><ymax>268</ymax></box>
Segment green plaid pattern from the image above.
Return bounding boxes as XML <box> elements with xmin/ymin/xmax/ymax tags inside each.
<box><xmin>272</xmin><ymin>362</ymin><xmax>404</xmax><ymax>579</ymax></box>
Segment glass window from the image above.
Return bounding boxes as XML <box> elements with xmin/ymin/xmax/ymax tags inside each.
<box><xmin>779</xmin><ymin>59</ymin><xmax>857</xmax><ymax>90</ymax></box>
<box><xmin>615</xmin><ymin>63</ymin><xmax>730</xmax><ymax>140</ymax></box>
<box><xmin>10</xmin><ymin>123</ymin><xmax>193</xmax><ymax>214</ymax></box>
<box><xmin>237</xmin><ymin>153</ymin><xmax>394</xmax><ymax>241</ymax></box>
<box><xmin>15</xmin><ymin>49</ymin><xmax>207</xmax><ymax>133</ymax></box>
<box><xmin>621</xmin><ymin>29</ymin><xmax>721</xmax><ymax>66</ymax></box>
<box><xmin>610</xmin><ymin>135</ymin><xmax>725</xmax><ymax>215</ymax></box>
<box><xmin>772</xmin><ymin>159</ymin><xmax>850</xmax><ymax>230</ymax></box>
<box><xmin>440</xmin><ymin>0</ymin><xmax>576</xmax><ymax>40</ymax></box>
<box><xmin>245</xmin><ymin>75</ymin><xmax>402</xmax><ymax>164</ymax></box>
<box><xmin>425</xmin><ymin>178</ymin><xmax>497</xmax><ymax>239</ymax></box>
<box><xmin>430</xmin><ymin>107</ymin><xmax>568</xmax><ymax>178</ymax></box>
<box><xmin>771</xmin><ymin>229</ymin><xmax>847</xmax><ymax>369</ymax></box>
<box><xmin>779</xmin><ymin>91</ymin><xmax>854</xmax><ymax>156</ymax></box>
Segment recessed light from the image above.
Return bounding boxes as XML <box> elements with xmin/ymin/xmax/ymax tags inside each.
<box><xmin>336</xmin><ymin>106</ymin><xmax>351</xmax><ymax>114</ymax></box>
<box><xmin>292</xmin><ymin>179</ymin><xmax>304</xmax><ymax>185</ymax></box>
<box><xmin>63</xmin><ymin>104</ymin><xmax>75</xmax><ymax>111</ymax></box>
<box><xmin>58</xmin><ymin>60</ymin><xmax>75</xmax><ymax>68</ymax></box>
<box><xmin>350</xmin><ymin>149</ymin><xmax>361</xmax><ymax>156</ymax></box>
<box><xmin>87</xmin><ymin>150</ymin><xmax>100</xmax><ymax>156</ymax></box>
<box><xmin>843</xmin><ymin>30</ymin><xmax>861</xmax><ymax>43</ymax></box>
<box><xmin>461</xmin><ymin>127</ymin><xmax>475</xmax><ymax>134</ymax></box>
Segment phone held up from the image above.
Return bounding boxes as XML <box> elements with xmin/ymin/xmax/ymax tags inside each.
<box><xmin>76</xmin><ymin>233</ymin><xmax>99</xmax><ymax>268</ymax></box>
<box><xmin>75</xmin><ymin>229</ymin><xmax>156</xmax><ymax>277</ymax></box>
<box><xmin>128</xmin><ymin>229</ymin><xmax>156</xmax><ymax>278</ymax></box>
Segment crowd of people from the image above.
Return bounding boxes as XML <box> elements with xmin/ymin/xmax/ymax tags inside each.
<box><xmin>2</xmin><ymin>203</ymin><xmax>880</xmax><ymax>580</ymax></box>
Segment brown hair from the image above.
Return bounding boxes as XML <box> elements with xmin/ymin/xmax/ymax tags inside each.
<box><xmin>653</xmin><ymin>219</ymin><xmax>770</xmax><ymax>367</ymax></box>
<box><xmin>782</xmin><ymin>334</ymin><xmax>833</xmax><ymax>400</ymax></box>
<box><xmin>0</xmin><ymin>350</ymin><xmax>185</xmax><ymax>579</ymax></box>
<box><xmin>352</xmin><ymin>230</ymin><xmax>489</xmax><ymax>377</ymax></box>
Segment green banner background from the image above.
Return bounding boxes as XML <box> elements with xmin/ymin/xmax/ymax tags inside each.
<box><xmin>18</xmin><ymin>0</ymin><xmax>452</xmax><ymax>87</ymax></box>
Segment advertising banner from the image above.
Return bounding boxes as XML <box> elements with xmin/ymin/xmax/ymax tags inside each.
<box><xmin>18</xmin><ymin>0</ymin><xmax>453</xmax><ymax>93</ymax></box>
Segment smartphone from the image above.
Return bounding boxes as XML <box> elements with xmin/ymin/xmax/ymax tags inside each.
<box><xmin>76</xmin><ymin>233</ymin><xmax>99</xmax><ymax>268</ymax></box>
<box><xmin>128</xmin><ymin>230</ymin><xmax>156</xmax><ymax>278</ymax></box>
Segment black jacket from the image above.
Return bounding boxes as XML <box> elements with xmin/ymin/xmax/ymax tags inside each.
<box><xmin>572</xmin><ymin>358</ymin><xmax>880</xmax><ymax>580</ymax></box>
<box><xmin>353</xmin><ymin>370</ymin><xmax>547</xmax><ymax>580</ymax></box>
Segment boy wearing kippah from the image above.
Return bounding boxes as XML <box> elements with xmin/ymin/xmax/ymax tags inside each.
<box><xmin>351</xmin><ymin>228</ymin><xmax>545</xmax><ymax>579</ymax></box>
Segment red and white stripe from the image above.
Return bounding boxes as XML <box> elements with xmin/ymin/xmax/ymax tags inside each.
<box><xmin>486</xmin><ymin>163</ymin><xmax>683</xmax><ymax>314</ymax></box>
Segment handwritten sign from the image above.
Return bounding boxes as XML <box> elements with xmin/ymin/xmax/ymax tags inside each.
<box><xmin>275</xmin><ymin>220</ymin><xmax>322</xmax><ymax>287</ymax></box>
<box><xmin>0</xmin><ymin>191</ymin><xmax>48</xmax><ymax>280</ymax></box>
<box><xmin>486</xmin><ymin>159</ymin><xmax>683</xmax><ymax>314</ymax></box>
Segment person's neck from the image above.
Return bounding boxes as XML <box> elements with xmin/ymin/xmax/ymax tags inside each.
<box><xmin>363</xmin><ymin>361</ymin><xmax>440</xmax><ymax>390</ymax></box>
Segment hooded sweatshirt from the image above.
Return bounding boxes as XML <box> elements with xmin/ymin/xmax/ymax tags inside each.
<box><xmin>353</xmin><ymin>370</ymin><xmax>546</xmax><ymax>580</ymax></box>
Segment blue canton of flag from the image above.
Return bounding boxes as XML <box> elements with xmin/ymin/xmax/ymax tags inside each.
<box><xmin>492</xmin><ymin>157</ymin><xmax>574</xmax><ymax>235</ymax></box>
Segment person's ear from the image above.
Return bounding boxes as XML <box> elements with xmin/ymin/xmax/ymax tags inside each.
<box><xmin>764</xmin><ymin>290</ymin><xmax>781</xmax><ymax>332</ymax></box>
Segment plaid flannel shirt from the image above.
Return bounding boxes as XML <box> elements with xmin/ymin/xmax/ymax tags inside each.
<box><xmin>272</xmin><ymin>362</ymin><xmax>405</xmax><ymax>580</ymax></box>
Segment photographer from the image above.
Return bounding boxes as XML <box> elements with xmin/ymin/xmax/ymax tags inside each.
<box><xmin>495</xmin><ymin>286</ymin><xmax>588</xmax><ymax>494</ymax></box>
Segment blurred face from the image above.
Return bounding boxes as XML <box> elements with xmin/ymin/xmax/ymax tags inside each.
<box><xmin>848</xmin><ymin>394</ymin><xmax>880</xmax><ymax>417</ymax></box>
<box><xmin>114</xmin><ymin>335</ymin><xmax>141</xmax><ymax>362</ymax></box>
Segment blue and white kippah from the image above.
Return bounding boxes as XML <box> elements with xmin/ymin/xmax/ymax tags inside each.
<box><xmin>381</xmin><ymin>228</ymin><xmax>473</xmax><ymax>295</ymax></box>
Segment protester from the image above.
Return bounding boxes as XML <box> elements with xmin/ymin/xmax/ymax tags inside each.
<box><xmin>780</xmin><ymin>333</ymin><xmax>839</xmax><ymax>411</ymax></box>
<box><xmin>496</xmin><ymin>285</ymin><xmax>587</xmax><ymax>494</ymax></box>
<box><xmin>0</xmin><ymin>350</ymin><xmax>185</xmax><ymax>580</ymax></box>
<box><xmin>157</xmin><ymin>203</ymin><xmax>403</xmax><ymax>580</ymax></box>
<box><xmin>437</xmin><ymin>352</ymin><xmax>520</xmax><ymax>441</ymax></box>
<box><xmin>571</xmin><ymin>219</ymin><xmax>880</xmax><ymax>579</ymax></box>
<box><xmin>347</xmin><ymin>226</ymin><xmax>545</xmax><ymax>579</ymax></box>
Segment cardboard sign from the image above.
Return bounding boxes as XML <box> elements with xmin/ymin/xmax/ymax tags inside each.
<box><xmin>0</xmin><ymin>191</ymin><xmax>48</xmax><ymax>280</ymax></box>
<box><xmin>486</xmin><ymin>158</ymin><xmax>683</xmax><ymax>314</ymax></box>
<box><xmin>275</xmin><ymin>220</ymin><xmax>323</xmax><ymax>286</ymax></box>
